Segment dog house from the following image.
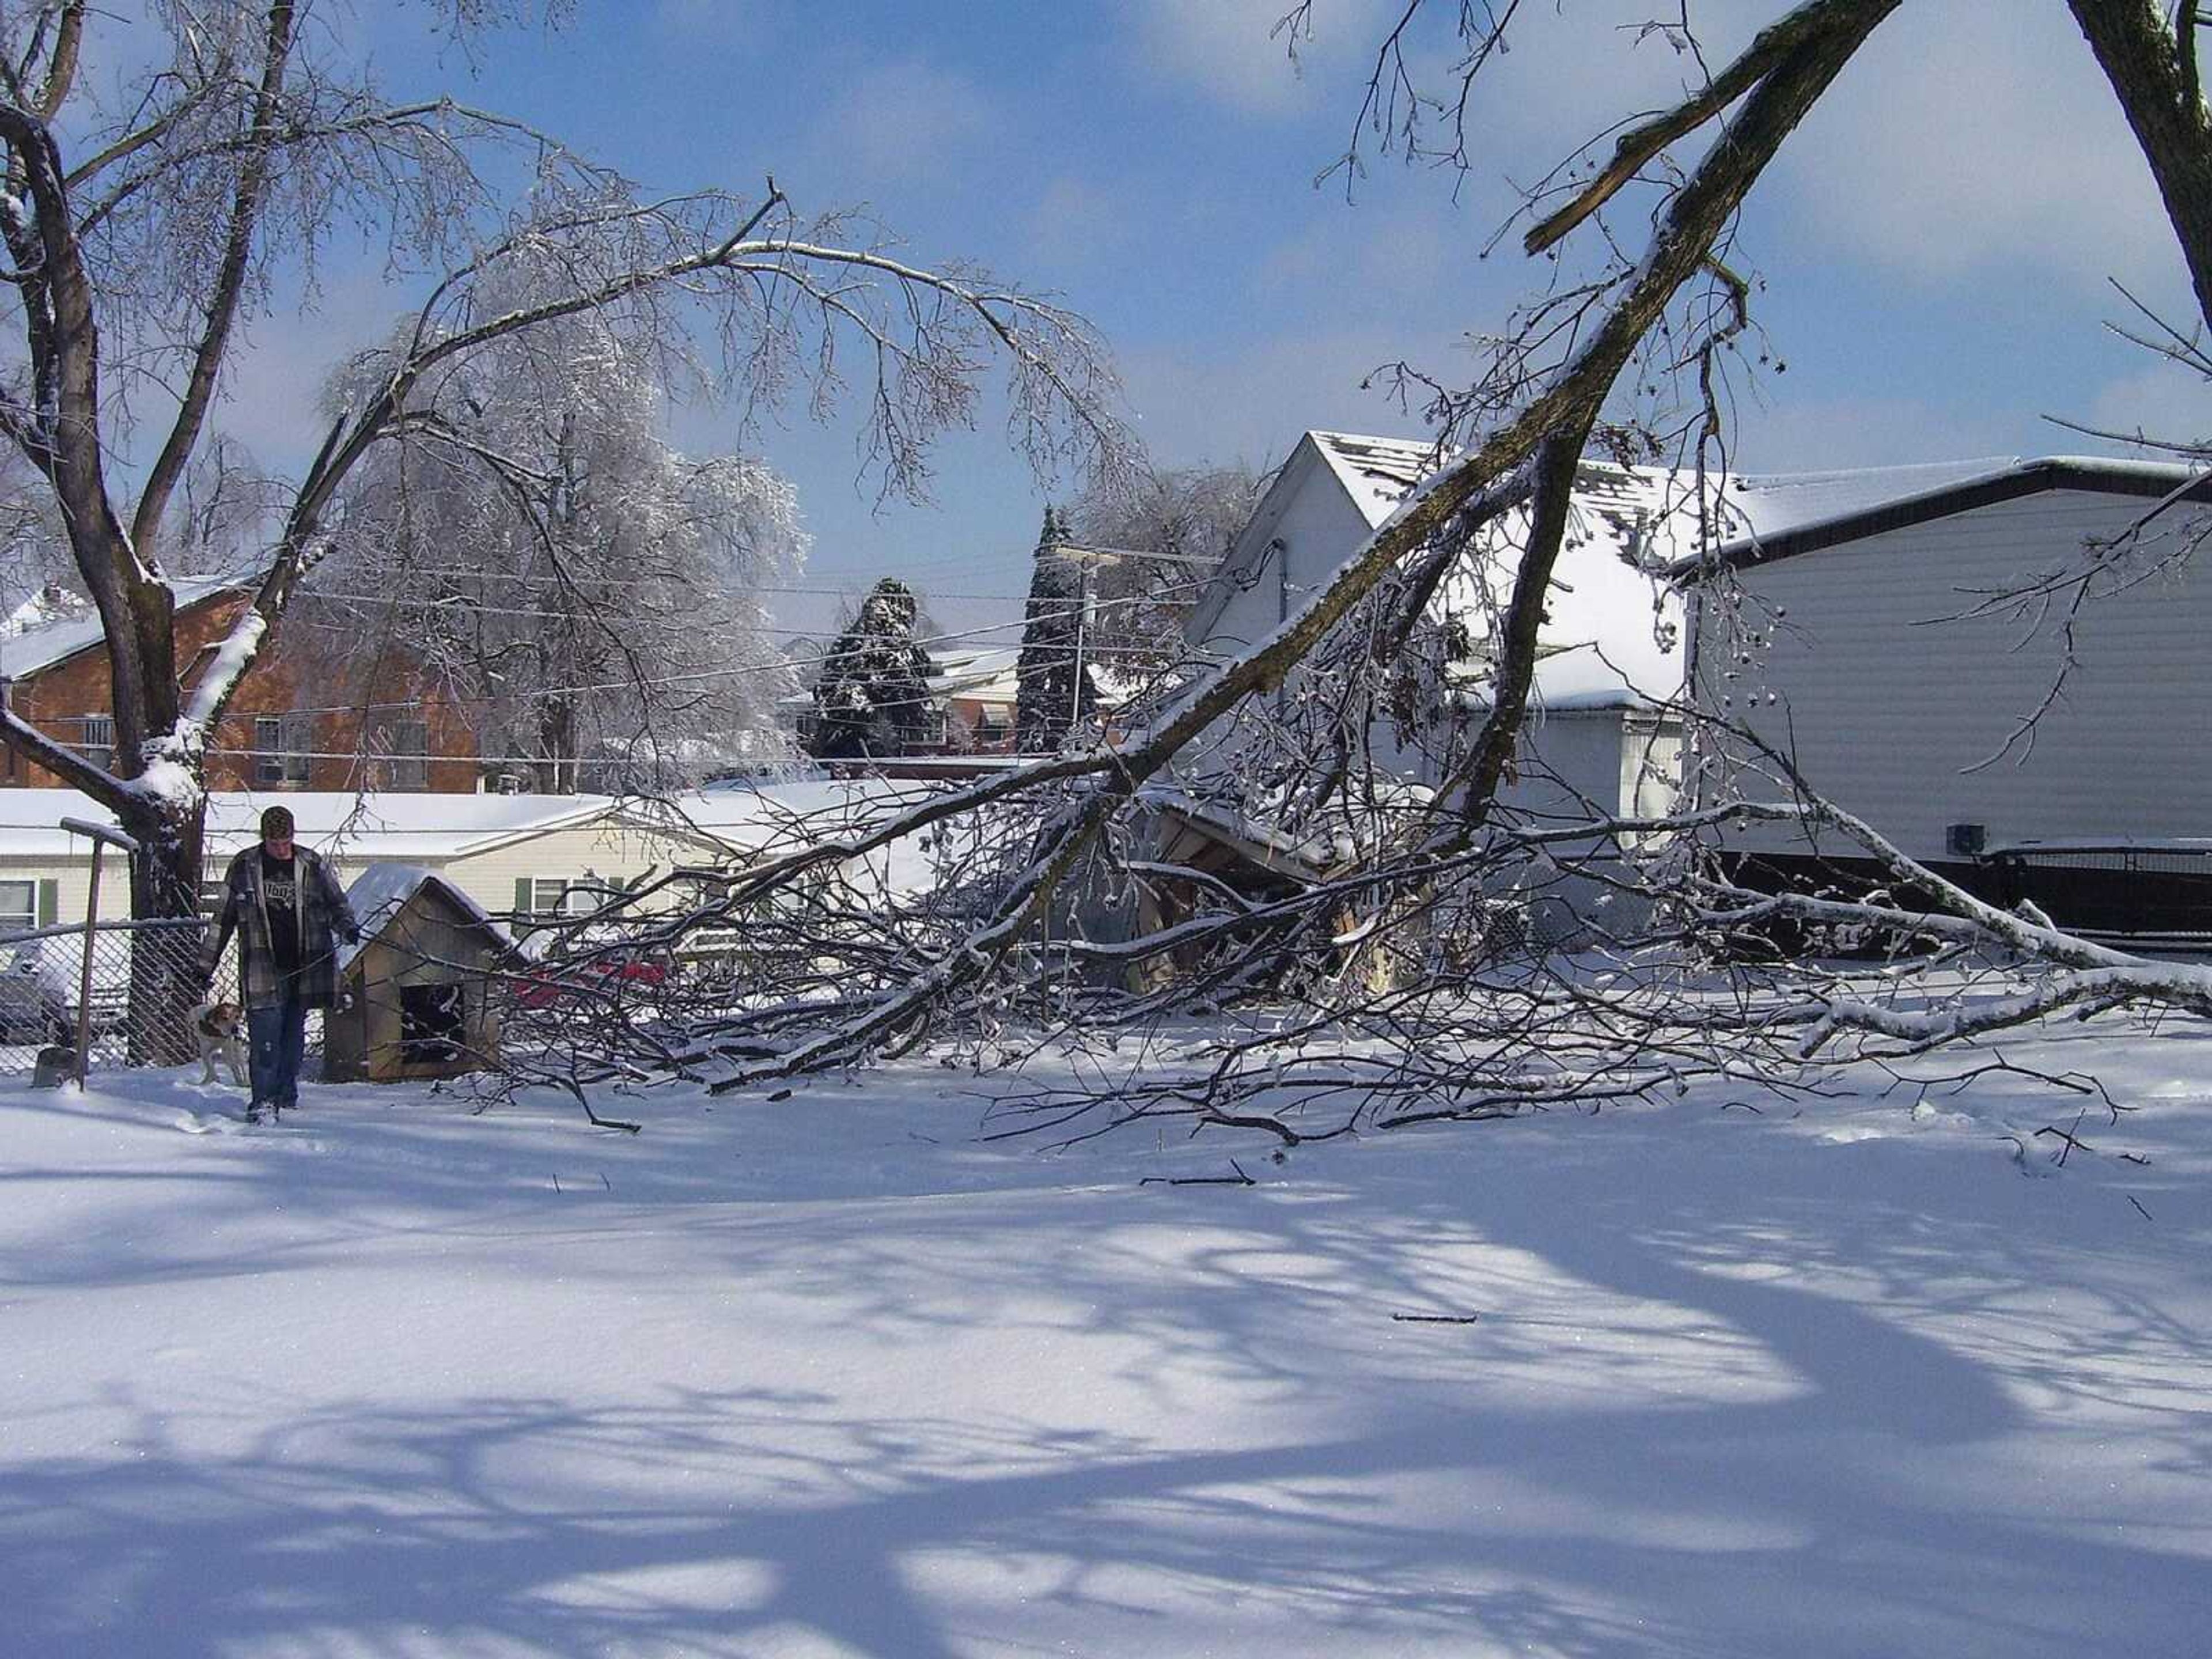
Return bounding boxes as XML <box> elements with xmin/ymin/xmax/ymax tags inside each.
<box><xmin>323</xmin><ymin>865</ymin><xmax>512</xmax><ymax>1083</ymax></box>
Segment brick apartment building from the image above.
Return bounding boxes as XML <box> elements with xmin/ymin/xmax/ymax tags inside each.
<box><xmin>0</xmin><ymin>579</ymin><xmax>480</xmax><ymax>792</ymax></box>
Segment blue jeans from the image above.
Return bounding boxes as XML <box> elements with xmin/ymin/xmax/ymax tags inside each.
<box><xmin>247</xmin><ymin>992</ymin><xmax>308</xmax><ymax>1112</ymax></box>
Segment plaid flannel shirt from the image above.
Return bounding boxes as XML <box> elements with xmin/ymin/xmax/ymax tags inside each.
<box><xmin>210</xmin><ymin>844</ymin><xmax>359</xmax><ymax>1010</ymax></box>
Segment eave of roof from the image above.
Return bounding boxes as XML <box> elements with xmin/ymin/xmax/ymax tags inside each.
<box><xmin>0</xmin><ymin>574</ymin><xmax>255</xmax><ymax>680</ymax></box>
<box><xmin>1684</xmin><ymin>456</ymin><xmax>2211</xmax><ymax>576</ymax></box>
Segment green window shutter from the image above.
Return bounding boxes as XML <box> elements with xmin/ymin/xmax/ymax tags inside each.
<box><xmin>36</xmin><ymin>879</ymin><xmax>57</xmax><ymax>927</ymax></box>
<box><xmin>514</xmin><ymin>878</ymin><xmax>533</xmax><ymax>919</ymax></box>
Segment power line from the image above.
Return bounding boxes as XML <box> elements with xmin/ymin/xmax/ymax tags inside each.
<box><xmin>143</xmin><ymin>609</ymin><xmax>1189</xmax><ymax>720</ymax></box>
<box><xmin>305</xmin><ymin>574</ymin><xmax>1217</xmax><ymax>627</ymax></box>
<box><xmin>313</xmin><ymin>576</ymin><xmax>1215</xmax><ymax>605</ymax></box>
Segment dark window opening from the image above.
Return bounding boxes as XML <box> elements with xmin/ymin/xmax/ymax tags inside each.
<box><xmin>399</xmin><ymin>983</ymin><xmax>465</xmax><ymax>1065</ymax></box>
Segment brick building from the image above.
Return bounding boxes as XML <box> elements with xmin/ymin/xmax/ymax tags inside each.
<box><xmin>0</xmin><ymin>579</ymin><xmax>480</xmax><ymax>792</ymax></box>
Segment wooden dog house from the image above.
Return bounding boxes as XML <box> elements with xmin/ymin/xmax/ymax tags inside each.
<box><xmin>324</xmin><ymin>865</ymin><xmax>512</xmax><ymax>1083</ymax></box>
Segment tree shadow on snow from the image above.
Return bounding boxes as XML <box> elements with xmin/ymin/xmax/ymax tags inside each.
<box><xmin>7</xmin><ymin>1099</ymin><xmax>2212</xmax><ymax>1655</ymax></box>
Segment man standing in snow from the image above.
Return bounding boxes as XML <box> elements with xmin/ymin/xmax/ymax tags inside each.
<box><xmin>203</xmin><ymin>806</ymin><xmax>360</xmax><ymax>1122</ymax></box>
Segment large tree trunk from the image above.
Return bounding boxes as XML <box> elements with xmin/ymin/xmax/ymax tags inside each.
<box><xmin>2067</xmin><ymin>1</ymin><xmax>2212</xmax><ymax>335</ymax></box>
<box><xmin>118</xmin><ymin>790</ymin><xmax>207</xmax><ymax>1065</ymax></box>
<box><xmin>537</xmin><ymin>696</ymin><xmax>578</xmax><ymax>794</ymax></box>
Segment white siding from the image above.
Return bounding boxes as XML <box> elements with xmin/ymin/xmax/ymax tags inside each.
<box><xmin>1623</xmin><ymin>716</ymin><xmax>1683</xmax><ymax>823</ymax></box>
<box><xmin>1192</xmin><ymin>446</ymin><xmax>1378</xmax><ymax>662</ymax></box>
<box><xmin>0</xmin><ymin>820</ymin><xmax>735</xmax><ymax>935</ymax></box>
<box><xmin>1698</xmin><ymin>490</ymin><xmax>2212</xmax><ymax>860</ymax></box>
<box><xmin>1506</xmin><ymin>708</ymin><xmax>1637</xmax><ymax>821</ymax></box>
<box><xmin>0</xmin><ymin>853</ymin><xmax>123</xmax><ymax>927</ymax></box>
<box><xmin>1190</xmin><ymin>444</ymin><xmax>1662</xmax><ymax>823</ymax></box>
<box><xmin>438</xmin><ymin>821</ymin><xmax>724</xmax><ymax>918</ymax></box>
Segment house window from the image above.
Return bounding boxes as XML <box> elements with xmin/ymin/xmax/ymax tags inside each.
<box><xmin>527</xmin><ymin>878</ymin><xmax>597</xmax><ymax>919</ymax></box>
<box><xmin>915</xmin><ymin>707</ymin><xmax>948</xmax><ymax>748</ymax></box>
<box><xmin>0</xmin><ymin>880</ymin><xmax>35</xmax><ymax>931</ymax></box>
<box><xmin>254</xmin><ymin>714</ymin><xmax>311</xmax><ymax>786</ymax></box>
<box><xmin>374</xmin><ymin>718</ymin><xmax>429</xmax><ymax>790</ymax></box>
<box><xmin>79</xmin><ymin>714</ymin><xmax>114</xmax><ymax>772</ymax></box>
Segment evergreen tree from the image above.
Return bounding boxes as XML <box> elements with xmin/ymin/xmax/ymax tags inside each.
<box><xmin>808</xmin><ymin>579</ymin><xmax>940</xmax><ymax>759</ymax></box>
<box><xmin>1014</xmin><ymin>507</ymin><xmax>1099</xmax><ymax>753</ymax></box>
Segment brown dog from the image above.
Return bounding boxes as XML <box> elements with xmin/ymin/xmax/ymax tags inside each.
<box><xmin>190</xmin><ymin>999</ymin><xmax>248</xmax><ymax>1087</ymax></box>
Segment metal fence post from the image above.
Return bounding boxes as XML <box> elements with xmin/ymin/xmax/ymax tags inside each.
<box><xmin>60</xmin><ymin>819</ymin><xmax>139</xmax><ymax>1088</ymax></box>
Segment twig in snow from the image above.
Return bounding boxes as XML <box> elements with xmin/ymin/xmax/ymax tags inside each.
<box><xmin>2036</xmin><ymin>1111</ymin><xmax>2093</xmax><ymax>1166</ymax></box>
<box><xmin>1391</xmin><ymin>1312</ymin><xmax>1481</xmax><ymax>1324</ymax></box>
<box><xmin>1139</xmin><ymin>1158</ymin><xmax>1256</xmax><ymax>1187</ymax></box>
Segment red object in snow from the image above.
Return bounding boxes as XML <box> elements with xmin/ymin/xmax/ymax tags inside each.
<box><xmin>515</xmin><ymin>956</ymin><xmax>670</xmax><ymax>1010</ymax></box>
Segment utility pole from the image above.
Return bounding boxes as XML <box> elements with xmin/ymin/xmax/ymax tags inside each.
<box><xmin>1070</xmin><ymin>552</ymin><xmax>1089</xmax><ymax>734</ymax></box>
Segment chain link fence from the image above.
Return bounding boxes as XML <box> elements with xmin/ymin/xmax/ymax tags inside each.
<box><xmin>1987</xmin><ymin>841</ymin><xmax>2212</xmax><ymax>946</ymax></box>
<box><xmin>0</xmin><ymin>918</ymin><xmax>233</xmax><ymax>1074</ymax></box>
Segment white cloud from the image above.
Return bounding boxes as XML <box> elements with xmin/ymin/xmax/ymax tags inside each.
<box><xmin>823</xmin><ymin>60</ymin><xmax>993</xmax><ymax>185</ymax></box>
<box><xmin>200</xmin><ymin>278</ymin><xmax>407</xmax><ymax>474</ymax></box>
<box><xmin>1772</xmin><ymin>0</ymin><xmax>2181</xmax><ymax>296</ymax></box>
<box><xmin>1257</xmin><ymin>199</ymin><xmax>1457</xmax><ymax>305</ymax></box>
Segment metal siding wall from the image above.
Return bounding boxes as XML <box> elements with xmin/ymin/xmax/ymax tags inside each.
<box><xmin>1700</xmin><ymin>493</ymin><xmax>2212</xmax><ymax>861</ymax></box>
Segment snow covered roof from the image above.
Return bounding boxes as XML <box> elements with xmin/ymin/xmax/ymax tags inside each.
<box><xmin>1715</xmin><ymin>457</ymin><xmax>2022</xmax><ymax>543</ymax></box>
<box><xmin>639</xmin><ymin>777</ymin><xmax>948</xmax><ymax>897</ymax></box>
<box><xmin>928</xmin><ymin>646</ymin><xmax>1020</xmax><ymax>703</ymax></box>
<box><xmin>0</xmin><ymin>574</ymin><xmax>252</xmax><ymax>680</ymax></box>
<box><xmin>204</xmin><ymin>791</ymin><xmax>620</xmax><ymax>859</ymax></box>
<box><xmin>1142</xmin><ymin>777</ymin><xmax>1437</xmax><ymax>882</ymax></box>
<box><xmin>0</xmin><ymin>789</ymin><xmax>623</xmax><ymax>862</ymax></box>
<box><xmin>643</xmin><ymin>777</ymin><xmax>930</xmax><ymax>850</ymax></box>
<box><xmin>1307</xmin><ymin>430</ymin><xmax>1451</xmax><ymax>524</ymax></box>
<box><xmin>335</xmin><ymin>863</ymin><xmax>510</xmax><ymax>974</ymax></box>
<box><xmin>1218</xmin><ymin>431</ymin><xmax>1699</xmax><ymax>710</ymax></box>
<box><xmin>1697</xmin><ymin>455</ymin><xmax>2212</xmax><ymax>571</ymax></box>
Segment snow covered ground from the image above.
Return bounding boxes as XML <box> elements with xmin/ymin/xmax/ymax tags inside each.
<box><xmin>5</xmin><ymin>1020</ymin><xmax>2211</xmax><ymax>1657</ymax></box>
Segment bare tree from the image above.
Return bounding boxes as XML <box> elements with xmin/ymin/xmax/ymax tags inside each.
<box><xmin>482</xmin><ymin>0</ymin><xmax>2212</xmax><ymax>1146</ymax></box>
<box><xmin>0</xmin><ymin>1</ymin><xmax>1128</xmax><ymax>942</ymax></box>
<box><xmin>1066</xmin><ymin>459</ymin><xmax>1263</xmax><ymax>676</ymax></box>
<box><xmin>319</xmin><ymin>271</ymin><xmax>811</xmax><ymax>794</ymax></box>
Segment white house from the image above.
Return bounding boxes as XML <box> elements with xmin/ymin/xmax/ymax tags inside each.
<box><xmin>1683</xmin><ymin>454</ymin><xmax>2212</xmax><ymax>938</ymax></box>
<box><xmin>1181</xmin><ymin>431</ymin><xmax>1719</xmax><ymax>821</ymax></box>
<box><xmin>0</xmin><ymin>777</ymin><xmax>946</xmax><ymax>938</ymax></box>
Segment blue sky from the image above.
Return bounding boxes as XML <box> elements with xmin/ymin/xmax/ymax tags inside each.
<box><xmin>183</xmin><ymin>1</ymin><xmax>2212</xmax><ymax>641</ymax></box>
